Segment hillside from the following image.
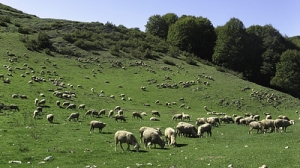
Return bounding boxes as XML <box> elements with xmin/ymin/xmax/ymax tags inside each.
<box><xmin>0</xmin><ymin>4</ymin><xmax>300</xmax><ymax>168</ymax></box>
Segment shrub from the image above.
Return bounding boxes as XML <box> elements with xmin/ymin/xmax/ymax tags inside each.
<box><xmin>37</xmin><ymin>31</ymin><xmax>52</xmax><ymax>49</ymax></box>
<box><xmin>45</xmin><ymin>48</ymin><xmax>52</xmax><ymax>56</ymax></box>
<box><xmin>110</xmin><ymin>45</ymin><xmax>120</xmax><ymax>56</ymax></box>
<box><xmin>0</xmin><ymin>21</ymin><xmax>7</xmax><ymax>27</ymax></box>
<box><xmin>18</xmin><ymin>26</ymin><xmax>32</xmax><ymax>34</ymax></box>
<box><xmin>163</xmin><ymin>59</ymin><xmax>176</xmax><ymax>66</ymax></box>
<box><xmin>0</xmin><ymin>15</ymin><xmax>11</xmax><ymax>23</ymax></box>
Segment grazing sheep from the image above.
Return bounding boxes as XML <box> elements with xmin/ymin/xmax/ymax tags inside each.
<box><xmin>182</xmin><ymin>113</ymin><xmax>190</xmax><ymax>121</ymax></box>
<box><xmin>115</xmin><ymin>114</ymin><xmax>126</xmax><ymax>122</ymax></box>
<box><xmin>85</xmin><ymin>109</ymin><xmax>99</xmax><ymax>117</ymax></box>
<box><xmin>98</xmin><ymin>109</ymin><xmax>106</xmax><ymax>116</ymax></box>
<box><xmin>244</xmin><ymin>117</ymin><xmax>255</xmax><ymax>125</ymax></box>
<box><xmin>68</xmin><ymin>112</ymin><xmax>80</xmax><ymax>121</ymax></box>
<box><xmin>151</xmin><ymin>110</ymin><xmax>160</xmax><ymax>117</ymax></box>
<box><xmin>117</xmin><ymin>110</ymin><xmax>123</xmax><ymax>116</ymax></box>
<box><xmin>66</xmin><ymin>104</ymin><xmax>76</xmax><ymax>109</ymax></box>
<box><xmin>141</xmin><ymin>112</ymin><xmax>147</xmax><ymax>116</ymax></box>
<box><xmin>164</xmin><ymin>127</ymin><xmax>177</xmax><ymax>146</ymax></box>
<box><xmin>9</xmin><ymin>104</ymin><xmax>19</xmax><ymax>111</ymax></box>
<box><xmin>37</xmin><ymin>106</ymin><xmax>43</xmax><ymax>113</ymax></box>
<box><xmin>91</xmin><ymin>88</ymin><xmax>94</xmax><ymax>93</ymax></box>
<box><xmin>132</xmin><ymin>112</ymin><xmax>143</xmax><ymax>119</ymax></box>
<box><xmin>278</xmin><ymin>115</ymin><xmax>290</xmax><ymax>121</ymax></box>
<box><xmin>62</xmin><ymin>102</ymin><xmax>70</xmax><ymax>107</ymax></box>
<box><xmin>78</xmin><ymin>104</ymin><xmax>86</xmax><ymax>110</ymax></box>
<box><xmin>176</xmin><ymin>122</ymin><xmax>197</xmax><ymax>137</ymax></box>
<box><xmin>248</xmin><ymin>121</ymin><xmax>262</xmax><ymax>134</ymax></box>
<box><xmin>195</xmin><ymin>117</ymin><xmax>207</xmax><ymax>126</ymax></box>
<box><xmin>114</xmin><ymin>106</ymin><xmax>121</xmax><ymax>111</ymax></box>
<box><xmin>265</xmin><ymin>115</ymin><xmax>272</xmax><ymax>119</ymax></box>
<box><xmin>150</xmin><ymin>117</ymin><xmax>160</xmax><ymax>121</ymax></box>
<box><xmin>220</xmin><ymin>115</ymin><xmax>234</xmax><ymax>124</ymax></box>
<box><xmin>108</xmin><ymin>110</ymin><xmax>114</xmax><ymax>117</ymax></box>
<box><xmin>155</xmin><ymin>100</ymin><xmax>160</xmax><ymax>104</ymax></box>
<box><xmin>206</xmin><ymin>117</ymin><xmax>219</xmax><ymax>127</ymax></box>
<box><xmin>34</xmin><ymin>98</ymin><xmax>39</xmax><ymax>106</ymax></box>
<box><xmin>139</xmin><ymin>126</ymin><xmax>162</xmax><ymax>143</ymax></box>
<box><xmin>114</xmin><ymin>130</ymin><xmax>140</xmax><ymax>152</ymax></box>
<box><xmin>260</xmin><ymin>119</ymin><xmax>275</xmax><ymax>134</ymax></box>
<box><xmin>172</xmin><ymin>114</ymin><xmax>183</xmax><ymax>121</ymax></box>
<box><xmin>251</xmin><ymin>114</ymin><xmax>260</xmax><ymax>121</ymax></box>
<box><xmin>234</xmin><ymin>116</ymin><xmax>243</xmax><ymax>125</ymax></box>
<box><xmin>47</xmin><ymin>114</ymin><xmax>54</xmax><ymax>123</ymax></box>
<box><xmin>274</xmin><ymin>119</ymin><xmax>295</xmax><ymax>132</ymax></box>
<box><xmin>56</xmin><ymin>100</ymin><xmax>60</xmax><ymax>107</ymax></box>
<box><xmin>197</xmin><ymin>123</ymin><xmax>212</xmax><ymax>138</ymax></box>
<box><xmin>38</xmin><ymin>99</ymin><xmax>46</xmax><ymax>106</ymax></box>
<box><xmin>90</xmin><ymin>120</ymin><xmax>106</xmax><ymax>133</ymax></box>
<box><xmin>12</xmin><ymin>94</ymin><xmax>19</xmax><ymax>98</ymax></box>
<box><xmin>143</xmin><ymin>129</ymin><xmax>165</xmax><ymax>149</ymax></box>
<box><xmin>33</xmin><ymin>110</ymin><xmax>39</xmax><ymax>119</ymax></box>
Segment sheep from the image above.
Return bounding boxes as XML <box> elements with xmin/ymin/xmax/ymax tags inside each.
<box><xmin>115</xmin><ymin>114</ymin><xmax>126</xmax><ymax>122</ymax></box>
<box><xmin>220</xmin><ymin>115</ymin><xmax>234</xmax><ymax>124</ymax></box>
<box><xmin>139</xmin><ymin>126</ymin><xmax>162</xmax><ymax>143</ymax></box>
<box><xmin>85</xmin><ymin>109</ymin><xmax>99</xmax><ymax>117</ymax></box>
<box><xmin>248</xmin><ymin>121</ymin><xmax>262</xmax><ymax>134</ymax></box>
<box><xmin>244</xmin><ymin>117</ymin><xmax>255</xmax><ymax>125</ymax></box>
<box><xmin>182</xmin><ymin>113</ymin><xmax>190</xmax><ymax>121</ymax></box>
<box><xmin>164</xmin><ymin>127</ymin><xmax>177</xmax><ymax>146</ymax></box>
<box><xmin>12</xmin><ymin>94</ymin><xmax>19</xmax><ymax>98</ymax></box>
<box><xmin>68</xmin><ymin>112</ymin><xmax>80</xmax><ymax>121</ymax></box>
<box><xmin>114</xmin><ymin>106</ymin><xmax>121</xmax><ymax>111</ymax></box>
<box><xmin>38</xmin><ymin>99</ymin><xmax>46</xmax><ymax>106</ymax></box>
<box><xmin>176</xmin><ymin>122</ymin><xmax>197</xmax><ymax>137</ymax></box>
<box><xmin>98</xmin><ymin>109</ymin><xmax>106</xmax><ymax>116</ymax></box>
<box><xmin>114</xmin><ymin>130</ymin><xmax>140</xmax><ymax>152</ymax></box>
<box><xmin>143</xmin><ymin>129</ymin><xmax>165</xmax><ymax>149</ymax></box>
<box><xmin>132</xmin><ymin>112</ymin><xmax>143</xmax><ymax>119</ymax></box>
<box><xmin>108</xmin><ymin>110</ymin><xmax>114</xmax><ymax>117</ymax></box>
<box><xmin>172</xmin><ymin>114</ymin><xmax>183</xmax><ymax>121</ymax></box>
<box><xmin>274</xmin><ymin>119</ymin><xmax>295</xmax><ymax>132</ymax></box>
<box><xmin>195</xmin><ymin>117</ymin><xmax>207</xmax><ymax>126</ymax></box>
<box><xmin>278</xmin><ymin>115</ymin><xmax>290</xmax><ymax>121</ymax></box>
<box><xmin>234</xmin><ymin>116</ymin><xmax>243</xmax><ymax>125</ymax></box>
<box><xmin>206</xmin><ymin>117</ymin><xmax>219</xmax><ymax>127</ymax></box>
<box><xmin>91</xmin><ymin>88</ymin><xmax>94</xmax><ymax>93</ymax></box>
<box><xmin>117</xmin><ymin>110</ymin><xmax>123</xmax><ymax>116</ymax></box>
<box><xmin>78</xmin><ymin>104</ymin><xmax>85</xmax><ymax>110</ymax></box>
<box><xmin>141</xmin><ymin>112</ymin><xmax>147</xmax><ymax>116</ymax></box>
<box><xmin>56</xmin><ymin>100</ymin><xmax>60</xmax><ymax>107</ymax></box>
<box><xmin>33</xmin><ymin>110</ymin><xmax>39</xmax><ymax>119</ymax></box>
<box><xmin>150</xmin><ymin>117</ymin><xmax>160</xmax><ymax>121</ymax></box>
<box><xmin>260</xmin><ymin>119</ymin><xmax>275</xmax><ymax>134</ymax></box>
<box><xmin>62</xmin><ymin>102</ymin><xmax>70</xmax><ymax>107</ymax></box>
<box><xmin>37</xmin><ymin>106</ymin><xmax>43</xmax><ymax>113</ymax></box>
<box><xmin>47</xmin><ymin>114</ymin><xmax>54</xmax><ymax>123</ymax></box>
<box><xmin>34</xmin><ymin>98</ymin><xmax>39</xmax><ymax>106</ymax></box>
<box><xmin>9</xmin><ymin>104</ymin><xmax>19</xmax><ymax>111</ymax></box>
<box><xmin>90</xmin><ymin>120</ymin><xmax>106</xmax><ymax>133</ymax></box>
<box><xmin>66</xmin><ymin>104</ymin><xmax>76</xmax><ymax>109</ymax></box>
<box><xmin>197</xmin><ymin>123</ymin><xmax>212</xmax><ymax>138</ymax></box>
<box><xmin>251</xmin><ymin>114</ymin><xmax>260</xmax><ymax>121</ymax></box>
<box><xmin>20</xmin><ymin>95</ymin><xmax>27</xmax><ymax>99</ymax></box>
<box><xmin>265</xmin><ymin>115</ymin><xmax>272</xmax><ymax>119</ymax></box>
<box><xmin>151</xmin><ymin>110</ymin><xmax>160</xmax><ymax>117</ymax></box>
<box><xmin>155</xmin><ymin>100</ymin><xmax>160</xmax><ymax>104</ymax></box>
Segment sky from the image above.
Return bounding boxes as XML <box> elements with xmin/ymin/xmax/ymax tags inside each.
<box><xmin>1</xmin><ymin>0</ymin><xmax>299</xmax><ymax>37</ymax></box>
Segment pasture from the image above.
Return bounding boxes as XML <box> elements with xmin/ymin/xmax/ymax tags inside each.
<box><xmin>0</xmin><ymin>30</ymin><xmax>300</xmax><ymax>168</ymax></box>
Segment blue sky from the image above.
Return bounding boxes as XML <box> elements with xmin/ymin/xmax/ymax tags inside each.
<box><xmin>1</xmin><ymin>0</ymin><xmax>299</xmax><ymax>37</ymax></box>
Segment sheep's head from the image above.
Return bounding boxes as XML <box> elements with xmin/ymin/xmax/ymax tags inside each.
<box><xmin>290</xmin><ymin>120</ymin><xmax>295</xmax><ymax>125</ymax></box>
<box><xmin>134</xmin><ymin>143</ymin><xmax>140</xmax><ymax>152</ymax></box>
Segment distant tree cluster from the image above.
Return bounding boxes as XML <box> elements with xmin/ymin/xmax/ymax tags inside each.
<box><xmin>145</xmin><ymin>14</ymin><xmax>300</xmax><ymax>97</ymax></box>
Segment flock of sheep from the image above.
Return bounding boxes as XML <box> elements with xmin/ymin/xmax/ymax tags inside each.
<box><xmin>1</xmin><ymin>50</ymin><xmax>297</xmax><ymax>168</ymax></box>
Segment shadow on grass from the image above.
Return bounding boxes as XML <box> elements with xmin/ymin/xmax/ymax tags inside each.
<box><xmin>175</xmin><ymin>143</ymin><xmax>188</xmax><ymax>148</ymax></box>
<box><xmin>101</xmin><ymin>132</ymin><xmax>113</xmax><ymax>134</ymax></box>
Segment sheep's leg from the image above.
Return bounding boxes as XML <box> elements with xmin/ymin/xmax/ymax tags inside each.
<box><xmin>120</xmin><ymin>142</ymin><xmax>125</xmax><ymax>151</ymax></box>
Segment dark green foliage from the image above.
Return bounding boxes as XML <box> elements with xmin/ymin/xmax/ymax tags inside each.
<box><xmin>163</xmin><ymin>59</ymin><xmax>176</xmax><ymax>66</ymax></box>
<box><xmin>18</xmin><ymin>26</ymin><xmax>32</xmax><ymax>34</ymax></box>
<box><xmin>109</xmin><ymin>45</ymin><xmax>120</xmax><ymax>56</ymax></box>
<box><xmin>212</xmin><ymin>18</ymin><xmax>248</xmax><ymax>72</ymax></box>
<box><xmin>167</xmin><ymin>16</ymin><xmax>216</xmax><ymax>60</ymax></box>
<box><xmin>0</xmin><ymin>15</ymin><xmax>11</xmax><ymax>23</ymax></box>
<box><xmin>37</xmin><ymin>31</ymin><xmax>52</xmax><ymax>49</ymax></box>
<box><xmin>271</xmin><ymin>50</ymin><xmax>300</xmax><ymax>96</ymax></box>
<box><xmin>44</xmin><ymin>48</ymin><xmax>52</xmax><ymax>56</ymax></box>
<box><xmin>0</xmin><ymin>21</ymin><xmax>7</xmax><ymax>27</ymax></box>
<box><xmin>145</xmin><ymin>14</ymin><xmax>168</xmax><ymax>39</ymax></box>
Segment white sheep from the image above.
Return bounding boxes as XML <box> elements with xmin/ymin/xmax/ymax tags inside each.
<box><xmin>150</xmin><ymin>117</ymin><xmax>160</xmax><ymax>121</ymax></box>
<box><xmin>197</xmin><ymin>123</ymin><xmax>212</xmax><ymax>138</ymax></box>
<box><xmin>33</xmin><ymin>110</ymin><xmax>39</xmax><ymax>119</ymax></box>
<box><xmin>195</xmin><ymin>117</ymin><xmax>207</xmax><ymax>126</ymax></box>
<box><xmin>91</xmin><ymin>88</ymin><xmax>94</xmax><ymax>93</ymax></box>
<box><xmin>66</xmin><ymin>104</ymin><xmax>76</xmax><ymax>109</ymax></box>
<box><xmin>108</xmin><ymin>110</ymin><xmax>114</xmax><ymax>117</ymax></box>
<box><xmin>172</xmin><ymin>114</ymin><xmax>183</xmax><ymax>121</ymax></box>
<box><xmin>34</xmin><ymin>98</ymin><xmax>39</xmax><ymax>106</ymax></box>
<box><xmin>38</xmin><ymin>99</ymin><xmax>46</xmax><ymax>106</ymax></box>
<box><xmin>114</xmin><ymin>130</ymin><xmax>140</xmax><ymax>152</ymax></box>
<box><xmin>12</xmin><ymin>94</ymin><xmax>19</xmax><ymax>98</ymax></box>
<box><xmin>164</xmin><ymin>127</ymin><xmax>177</xmax><ymax>146</ymax></box>
<box><xmin>115</xmin><ymin>114</ymin><xmax>126</xmax><ymax>122</ymax></box>
<box><xmin>151</xmin><ymin>110</ymin><xmax>160</xmax><ymax>117</ymax></box>
<box><xmin>78</xmin><ymin>104</ymin><xmax>85</xmax><ymax>110</ymax></box>
<box><xmin>68</xmin><ymin>112</ymin><xmax>79</xmax><ymax>121</ymax></box>
<box><xmin>143</xmin><ymin>129</ymin><xmax>165</xmax><ymax>149</ymax></box>
<box><xmin>132</xmin><ymin>112</ymin><xmax>143</xmax><ymax>119</ymax></box>
<box><xmin>56</xmin><ymin>100</ymin><xmax>60</xmax><ymax>107</ymax></box>
<box><xmin>182</xmin><ymin>113</ymin><xmax>190</xmax><ymax>121</ymax></box>
<box><xmin>139</xmin><ymin>126</ymin><xmax>162</xmax><ymax>143</ymax></box>
<box><xmin>260</xmin><ymin>119</ymin><xmax>275</xmax><ymax>133</ymax></box>
<box><xmin>46</xmin><ymin>114</ymin><xmax>54</xmax><ymax>123</ymax></box>
<box><xmin>90</xmin><ymin>120</ymin><xmax>106</xmax><ymax>133</ymax></box>
<box><xmin>141</xmin><ymin>112</ymin><xmax>147</xmax><ymax>116</ymax></box>
<box><xmin>114</xmin><ymin>106</ymin><xmax>121</xmax><ymax>111</ymax></box>
<box><xmin>274</xmin><ymin>119</ymin><xmax>295</xmax><ymax>132</ymax></box>
<box><xmin>117</xmin><ymin>110</ymin><xmax>123</xmax><ymax>116</ymax></box>
<box><xmin>98</xmin><ymin>109</ymin><xmax>106</xmax><ymax>116</ymax></box>
<box><xmin>248</xmin><ymin>121</ymin><xmax>262</xmax><ymax>134</ymax></box>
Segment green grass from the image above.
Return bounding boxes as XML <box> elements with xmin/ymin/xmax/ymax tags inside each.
<box><xmin>0</xmin><ymin>6</ymin><xmax>300</xmax><ymax>168</ymax></box>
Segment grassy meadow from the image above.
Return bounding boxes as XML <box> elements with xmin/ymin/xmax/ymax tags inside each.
<box><xmin>0</xmin><ymin>7</ymin><xmax>300</xmax><ymax>168</ymax></box>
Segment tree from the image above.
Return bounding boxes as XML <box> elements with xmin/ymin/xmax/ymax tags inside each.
<box><xmin>167</xmin><ymin>16</ymin><xmax>216</xmax><ymax>60</ymax></box>
<box><xmin>271</xmin><ymin>50</ymin><xmax>300</xmax><ymax>96</ymax></box>
<box><xmin>37</xmin><ymin>31</ymin><xmax>52</xmax><ymax>49</ymax></box>
<box><xmin>212</xmin><ymin>18</ymin><xmax>247</xmax><ymax>71</ymax></box>
<box><xmin>145</xmin><ymin>15</ymin><xmax>168</xmax><ymax>39</ymax></box>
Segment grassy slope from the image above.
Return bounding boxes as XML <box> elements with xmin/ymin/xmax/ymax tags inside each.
<box><xmin>0</xmin><ymin>5</ymin><xmax>300</xmax><ymax>168</ymax></box>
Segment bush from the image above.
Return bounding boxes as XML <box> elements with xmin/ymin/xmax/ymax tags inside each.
<box><xmin>163</xmin><ymin>59</ymin><xmax>176</xmax><ymax>66</ymax></box>
<box><xmin>109</xmin><ymin>45</ymin><xmax>120</xmax><ymax>56</ymax></box>
<box><xmin>0</xmin><ymin>15</ymin><xmax>11</xmax><ymax>23</ymax></box>
<box><xmin>37</xmin><ymin>31</ymin><xmax>52</xmax><ymax>49</ymax></box>
<box><xmin>18</xmin><ymin>26</ymin><xmax>32</xmax><ymax>34</ymax></box>
<box><xmin>185</xmin><ymin>57</ymin><xmax>198</xmax><ymax>66</ymax></box>
<box><xmin>44</xmin><ymin>48</ymin><xmax>52</xmax><ymax>56</ymax></box>
<box><xmin>0</xmin><ymin>21</ymin><xmax>7</xmax><ymax>27</ymax></box>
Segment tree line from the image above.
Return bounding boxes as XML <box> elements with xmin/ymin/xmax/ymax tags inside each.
<box><xmin>145</xmin><ymin>13</ymin><xmax>300</xmax><ymax>97</ymax></box>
